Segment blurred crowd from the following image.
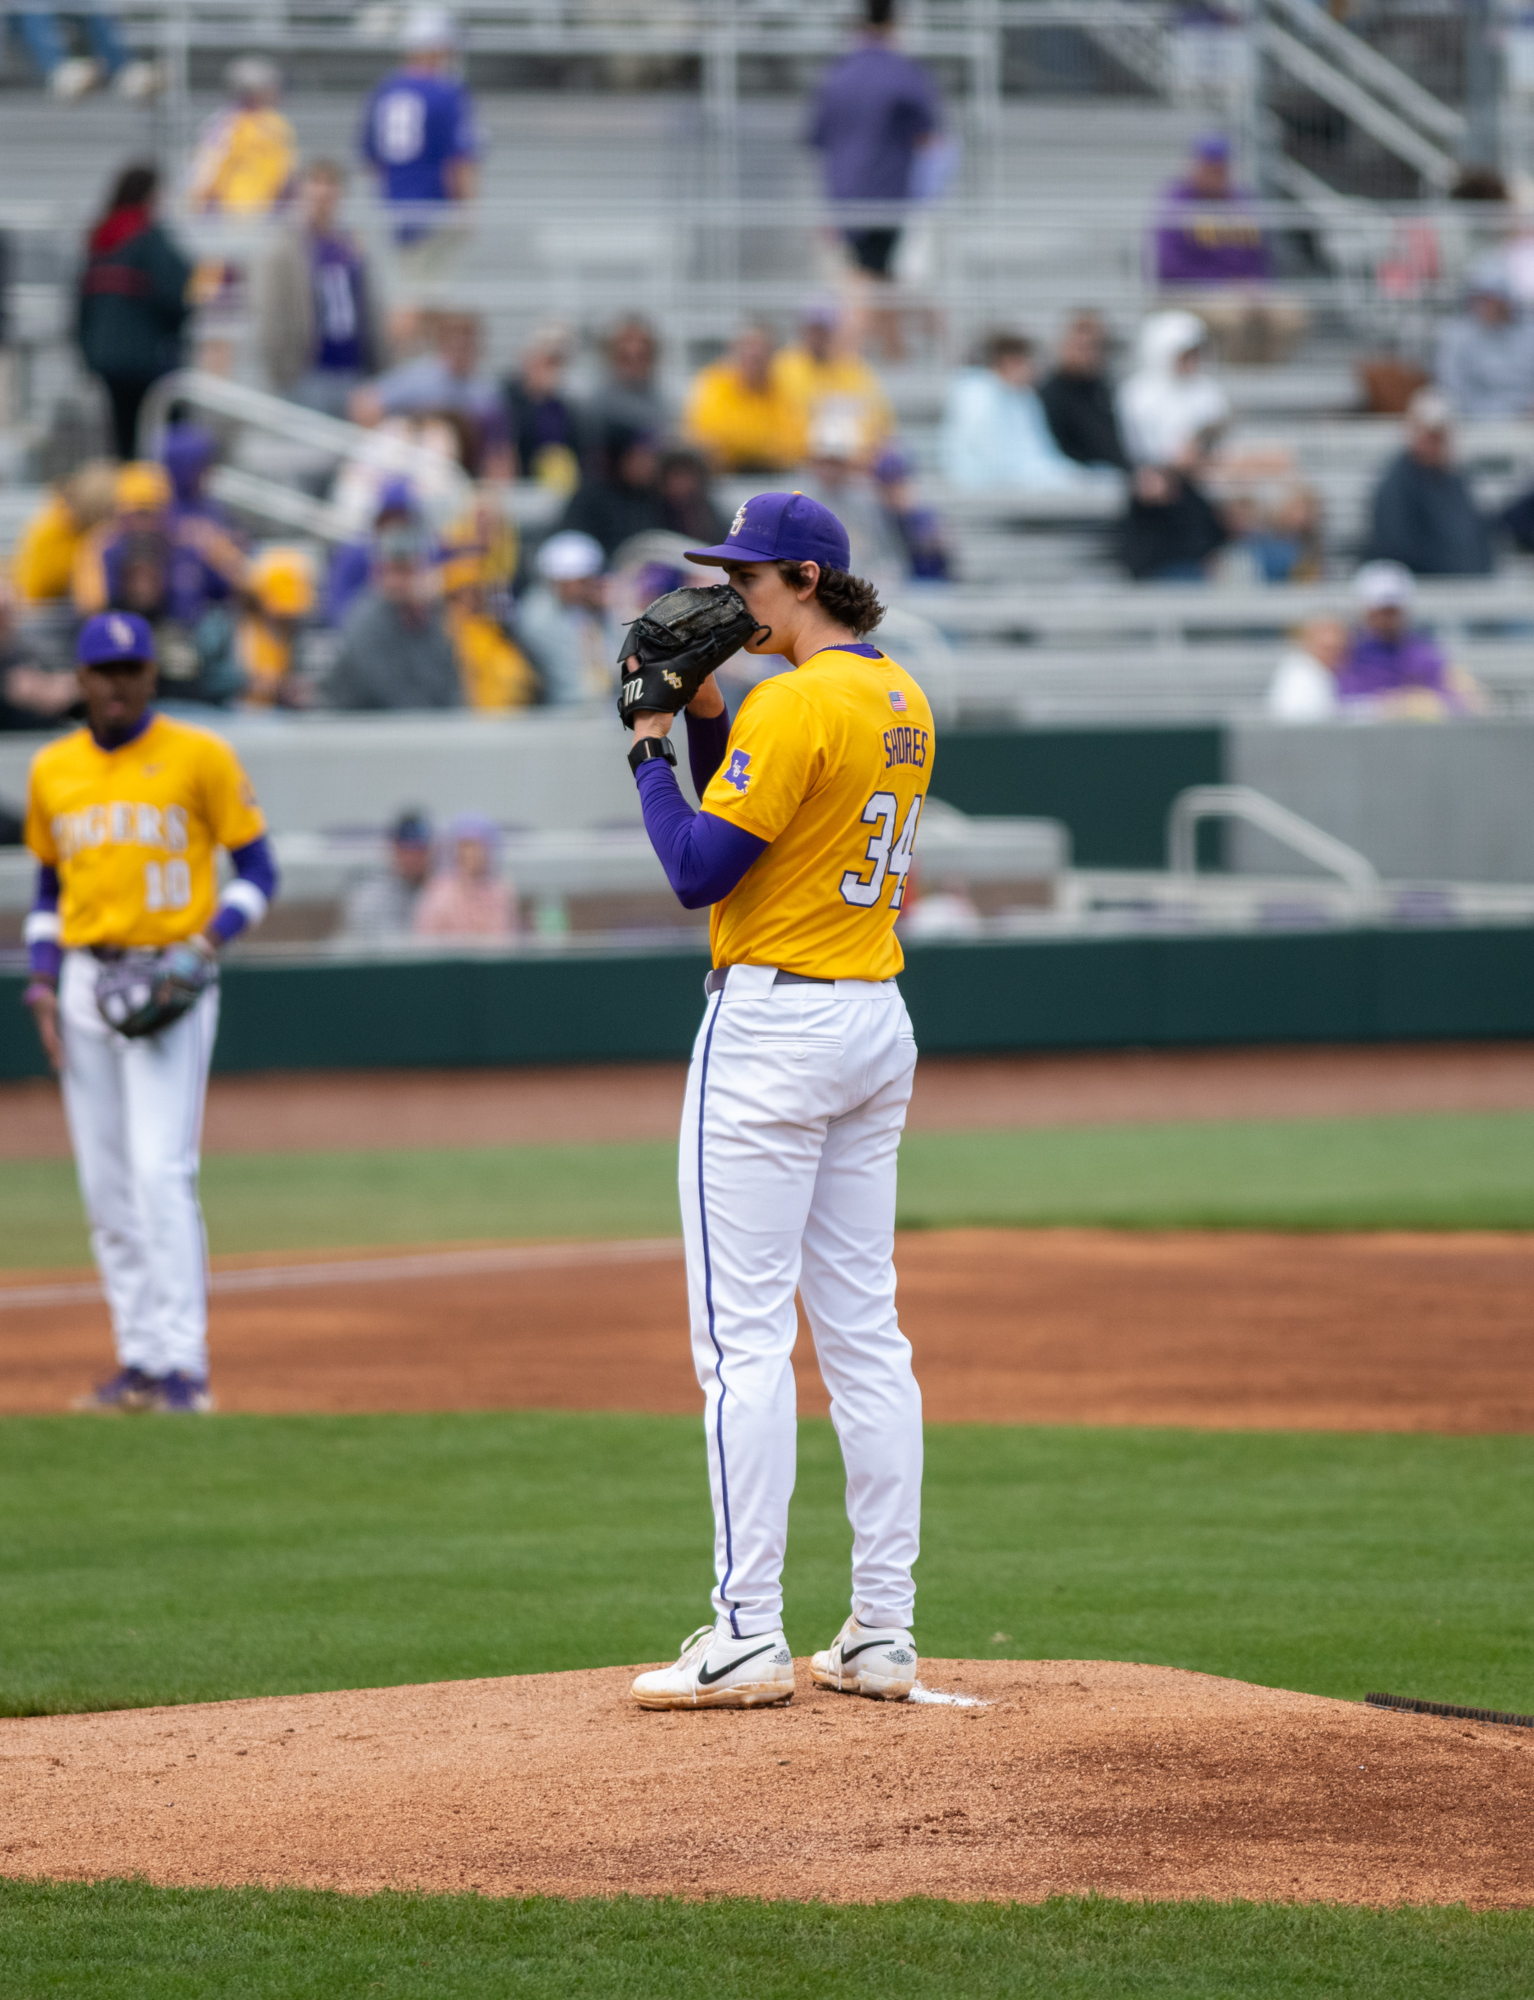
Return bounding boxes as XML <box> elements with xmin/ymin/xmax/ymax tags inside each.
<box><xmin>5</xmin><ymin>0</ymin><xmax>1534</xmax><ymax>740</ymax></box>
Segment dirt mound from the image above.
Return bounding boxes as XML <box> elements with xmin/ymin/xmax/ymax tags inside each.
<box><xmin>4</xmin><ymin>1230</ymin><xmax>1533</xmax><ymax>1431</ymax></box>
<box><xmin>2</xmin><ymin>1660</ymin><xmax>1529</xmax><ymax>1906</ymax></box>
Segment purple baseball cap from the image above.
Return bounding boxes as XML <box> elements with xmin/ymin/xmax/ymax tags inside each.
<box><xmin>686</xmin><ymin>491</ymin><xmax>851</xmax><ymax>572</ymax></box>
<box><xmin>77</xmin><ymin>611</ymin><xmax>155</xmax><ymax>667</ymax></box>
<box><xmin>1193</xmin><ymin>132</ymin><xmax>1231</xmax><ymax>163</ymax></box>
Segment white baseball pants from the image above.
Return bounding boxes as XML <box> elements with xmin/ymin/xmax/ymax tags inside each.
<box><xmin>58</xmin><ymin>948</ymin><xmax>219</xmax><ymax>1380</ymax></box>
<box><xmin>680</xmin><ymin>963</ymin><xmax>923</xmax><ymax>1640</ymax></box>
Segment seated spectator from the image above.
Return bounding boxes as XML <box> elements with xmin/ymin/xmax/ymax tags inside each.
<box><xmin>325</xmin><ymin>477</ymin><xmax>419</xmax><ymax>628</ymax></box>
<box><xmin>1152</xmin><ymin>133</ymin><xmax>1307</xmax><ymax>364</ymax></box>
<box><xmin>238</xmin><ymin>547</ymin><xmax>315</xmax><ymax>707</ymax></box>
<box><xmin>322</xmin><ymin>521</ymin><xmax>462</xmax><ymax>709</ymax></box>
<box><xmin>771</xmin><ymin>301</ymin><xmax>894</xmax><ymax>466</ymax></box>
<box><xmin>1366</xmin><ymin>389</ymin><xmax>1494</xmax><ymax>577</ymax></box>
<box><xmin>11</xmin><ymin>460</ymin><xmax>117</xmax><ymax>603</ymax></box>
<box><xmin>502</xmin><ymin>326</ymin><xmax>581</xmax><ymax>491</ymax></box>
<box><xmin>185</xmin><ymin>57</ymin><xmax>296</xmax><ymax>214</ymax></box>
<box><xmin>1225</xmin><ymin>484</ymin><xmax>1324</xmax><ymax>585</ymax></box>
<box><xmin>1435</xmin><ymin>264</ymin><xmax>1534</xmax><ymax>418</ymax></box>
<box><xmin>1039</xmin><ymin>311</ymin><xmax>1129</xmax><ymax>469</ymax></box>
<box><xmin>161</xmin><ymin>422</ymin><xmax>222</xmax><ymax>522</ymax></box>
<box><xmin>515</xmin><ymin>530</ymin><xmax>614</xmax><ymax>707</ymax></box>
<box><xmin>683</xmin><ymin>324</ymin><xmax>807</xmax><ymax>473</ymax></box>
<box><xmin>441</xmin><ymin>545</ymin><xmax>538</xmax><ymax>710</ymax></box>
<box><xmin>558</xmin><ymin>423</ymin><xmax>666</xmax><ymax>558</ymax></box>
<box><xmin>1117</xmin><ymin>310</ymin><xmax>1230</xmax><ymax>469</ymax></box>
<box><xmin>585</xmin><ymin>314</ymin><xmax>669</xmax><ymax>452</ymax></box>
<box><xmin>1266</xmin><ymin>616</ymin><xmax>1348</xmax><ymax>722</ymax></box>
<box><xmin>656</xmin><ymin>447</ymin><xmax>728</xmax><ymax>547</ymax></box>
<box><xmin>257</xmin><ymin>158</ymin><xmax>382</xmax><ymax>417</ymax></box>
<box><xmin>414</xmin><ymin>813</ymin><xmax>516</xmax><ymax>940</ymax></box>
<box><xmin>340</xmin><ymin>808</ymin><xmax>434</xmax><ymax>942</ymax></box>
<box><xmin>0</xmin><ymin>580</ymin><xmax>76</xmax><ymax>731</ymax></box>
<box><xmin>1335</xmin><ymin>562</ymin><xmax>1483</xmax><ymax>716</ymax></box>
<box><xmin>350</xmin><ymin>311</ymin><xmax>511</xmax><ymax>479</ymax></box>
<box><xmin>872</xmin><ymin>447</ymin><xmax>951</xmax><ymax>579</ymax></box>
<box><xmin>73</xmin><ymin>460</ymin><xmax>247</xmax><ymax>621</ymax></box>
<box><xmin>941</xmin><ymin>332</ymin><xmax>1107</xmax><ymax>491</ymax></box>
<box><xmin>9</xmin><ymin>9</ymin><xmax>157</xmax><ymax>100</ymax></box>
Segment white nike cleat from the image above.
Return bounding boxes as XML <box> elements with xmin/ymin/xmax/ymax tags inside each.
<box><xmin>631</xmin><ymin>1624</ymin><xmax>795</xmax><ymax>1710</ymax></box>
<box><xmin>811</xmin><ymin>1615</ymin><xmax>918</xmax><ymax>1700</ymax></box>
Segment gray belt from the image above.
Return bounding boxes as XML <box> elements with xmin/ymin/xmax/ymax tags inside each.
<box><xmin>705</xmin><ymin>966</ymin><xmax>832</xmax><ymax>995</ymax></box>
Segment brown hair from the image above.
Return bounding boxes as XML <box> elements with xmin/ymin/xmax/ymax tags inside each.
<box><xmin>776</xmin><ymin>561</ymin><xmax>884</xmax><ymax>638</ymax></box>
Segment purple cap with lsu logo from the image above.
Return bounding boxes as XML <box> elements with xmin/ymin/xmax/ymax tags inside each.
<box><xmin>76</xmin><ymin>611</ymin><xmax>156</xmax><ymax>668</ymax></box>
<box><xmin>686</xmin><ymin>491</ymin><xmax>851</xmax><ymax>573</ymax></box>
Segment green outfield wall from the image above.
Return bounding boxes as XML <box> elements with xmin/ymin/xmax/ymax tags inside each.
<box><xmin>4</xmin><ymin>926</ymin><xmax>1532</xmax><ymax>1080</ymax></box>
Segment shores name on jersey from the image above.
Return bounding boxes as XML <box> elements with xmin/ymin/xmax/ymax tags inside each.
<box><xmin>25</xmin><ymin>714</ymin><xmax>266</xmax><ymax>949</ymax></box>
<box><xmin>700</xmin><ymin>644</ymin><xmax>935</xmax><ymax>983</ymax></box>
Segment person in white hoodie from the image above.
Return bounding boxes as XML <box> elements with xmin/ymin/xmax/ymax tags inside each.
<box><xmin>1115</xmin><ymin>310</ymin><xmax>1232</xmax><ymax>581</ymax></box>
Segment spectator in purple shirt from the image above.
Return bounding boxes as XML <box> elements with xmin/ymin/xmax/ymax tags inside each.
<box><xmin>359</xmin><ymin>5</ymin><xmax>478</xmax><ymax>344</ymax></box>
<box><xmin>806</xmin><ymin>0</ymin><xmax>940</xmax><ymax>289</ymax></box>
<box><xmin>1336</xmin><ymin>561</ymin><xmax>1484</xmax><ymax>716</ymax></box>
<box><xmin>257</xmin><ymin>160</ymin><xmax>382</xmax><ymax>418</ymax></box>
<box><xmin>1152</xmin><ymin>134</ymin><xmax>1308</xmax><ymax>364</ymax></box>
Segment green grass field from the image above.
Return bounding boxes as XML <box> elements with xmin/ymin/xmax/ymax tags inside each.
<box><xmin>7</xmin><ymin>1109</ymin><xmax>1534</xmax><ymax>1268</ymax></box>
<box><xmin>3</xmin><ymin>1882</ymin><xmax>1531</xmax><ymax>2000</ymax></box>
<box><xmin>1</xmin><ymin>1414</ymin><xmax>1531</xmax><ymax>1996</ymax></box>
<box><xmin>2</xmin><ymin>1415</ymin><xmax>1528</xmax><ymax>1718</ymax></box>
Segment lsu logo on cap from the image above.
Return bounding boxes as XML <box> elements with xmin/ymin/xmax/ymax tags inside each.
<box><xmin>108</xmin><ymin>615</ymin><xmax>135</xmax><ymax>652</ymax></box>
<box><xmin>729</xmin><ymin>502</ymin><xmax>748</xmax><ymax>538</ymax></box>
<box><xmin>724</xmin><ymin>749</ymin><xmax>751</xmax><ymax>793</ymax></box>
<box><xmin>888</xmin><ymin>690</ymin><xmax>908</xmax><ymax>713</ymax></box>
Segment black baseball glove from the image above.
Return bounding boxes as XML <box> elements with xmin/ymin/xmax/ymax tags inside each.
<box><xmin>95</xmin><ymin>942</ymin><xmax>216</xmax><ymax>1040</ymax></box>
<box><xmin>615</xmin><ymin>584</ymin><xmax>765</xmax><ymax>730</ymax></box>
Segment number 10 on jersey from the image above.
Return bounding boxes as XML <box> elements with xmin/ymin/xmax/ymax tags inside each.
<box><xmin>840</xmin><ymin>791</ymin><xmax>923</xmax><ymax>910</ymax></box>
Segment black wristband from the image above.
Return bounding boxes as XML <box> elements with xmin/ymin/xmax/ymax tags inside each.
<box><xmin>628</xmin><ymin>734</ymin><xmax>678</xmax><ymax>775</ymax></box>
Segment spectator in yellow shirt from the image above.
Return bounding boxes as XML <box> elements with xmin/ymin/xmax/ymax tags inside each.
<box><xmin>682</xmin><ymin>324</ymin><xmax>808</xmax><ymax>473</ymax></box>
<box><xmin>187</xmin><ymin>59</ymin><xmax>298</xmax><ymax>215</ymax></box>
<box><xmin>239</xmin><ymin>546</ymin><xmax>315</xmax><ymax>706</ymax></box>
<box><xmin>771</xmin><ymin>301</ymin><xmax>894</xmax><ymax>466</ymax></box>
<box><xmin>442</xmin><ymin>550</ymin><xmax>538</xmax><ymax>711</ymax></box>
<box><xmin>11</xmin><ymin>462</ymin><xmax>118</xmax><ymax>603</ymax></box>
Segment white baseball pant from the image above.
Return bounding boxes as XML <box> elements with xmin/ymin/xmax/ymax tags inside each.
<box><xmin>58</xmin><ymin>948</ymin><xmax>219</xmax><ymax>1380</ymax></box>
<box><xmin>679</xmin><ymin>962</ymin><xmax>923</xmax><ymax>1640</ymax></box>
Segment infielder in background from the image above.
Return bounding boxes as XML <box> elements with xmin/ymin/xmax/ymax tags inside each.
<box><xmin>22</xmin><ymin>613</ymin><xmax>278</xmax><ymax>1413</ymax></box>
<box><xmin>617</xmin><ymin>493</ymin><xmax>933</xmax><ymax>1710</ymax></box>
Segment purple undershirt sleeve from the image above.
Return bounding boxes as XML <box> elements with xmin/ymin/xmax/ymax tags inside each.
<box><xmin>635</xmin><ymin>757</ymin><xmax>767</xmax><ymax>910</ymax></box>
<box><xmin>685</xmin><ymin>704</ymin><xmax>733</xmax><ymax>801</ymax></box>
<box><xmin>208</xmin><ymin>834</ymin><xmax>280</xmax><ymax>946</ymax></box>
<box><xmin>26</xmin><ymin>864</ymin><xmax>61</xmax><ymax>982</ymax></box>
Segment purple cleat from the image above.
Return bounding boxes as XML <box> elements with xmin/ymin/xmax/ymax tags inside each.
<box><xmin>70</xmin><ymin>1366</ymin><xmax>157</xmax><ymax>1413</ymax></box>
<box><xmin>153</xmin><ymin>1372</ymin><xmax>216</xmax><ymax>1414</ymax></box>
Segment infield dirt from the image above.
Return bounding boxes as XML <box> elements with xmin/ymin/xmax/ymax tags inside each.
<box><xmin>3</xmin><ymin>1227</ymin><xmax>1532</xmax><ymax>1430</ymax></box>
<box><xmin>3</xmin><ymin>1659</ymin><xmax>1530</xmax><ymax>1906</ymax></box>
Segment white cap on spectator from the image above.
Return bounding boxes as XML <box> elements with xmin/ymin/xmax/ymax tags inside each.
<box><xmin>537</xmin><ymin>530</ymin><xmax>605</xmax><ymax>581</ymax></box>
<box><xmin>1406</xmin><ymin>387</ymin><xmax>1453</xmax><ymax>432</ymax></box>
<box><xmin>402</xmin><ymin>5</ymin><xmax>458</xmax><ymax>50</ymax></box>
<box><xmin>1353</xmin><ymin>560</ymin><xmax>1416</xmax><ymax>611</ymax></box>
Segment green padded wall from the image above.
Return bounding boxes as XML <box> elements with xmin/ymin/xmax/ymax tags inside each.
<box><xmin>5</xmin><ymin>927</ymin><xmax>1532</xmax><ymax>1081</ymax></box>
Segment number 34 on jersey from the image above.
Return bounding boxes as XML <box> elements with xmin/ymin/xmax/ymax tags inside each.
<box><xmin>841</xmin><ymin>791</ymin><xmax>922</xmax><ymax>910</ymax></box>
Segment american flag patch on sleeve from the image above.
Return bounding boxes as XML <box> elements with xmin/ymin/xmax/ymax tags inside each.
<box><xmin>888</xmin><ymin>690</ymin><xmax>907</xmax><ymax>712</ymax></box>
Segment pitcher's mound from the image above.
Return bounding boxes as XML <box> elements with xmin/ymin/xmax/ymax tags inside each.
<box><xmin>3</xmin><ymin>1660</ymin><xmax>1530</xmax><ymax>1906</ymax></box>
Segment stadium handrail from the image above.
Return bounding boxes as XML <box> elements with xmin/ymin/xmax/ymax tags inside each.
<box><xmin>1167</xmin><ymin>784</ymin><xmax>1384</xmax><ymax>918</ymax></box>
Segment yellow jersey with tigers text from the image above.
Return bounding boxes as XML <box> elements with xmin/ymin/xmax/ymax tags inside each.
<box><xmin>701</xmin><ymin>645</ymin><xmax>934</xmax><ymax>981</ymax></box>
<box><xmin>24</xmin><ymin>714</ymin><xmax>266</xmax><ymax>949</ymax></box>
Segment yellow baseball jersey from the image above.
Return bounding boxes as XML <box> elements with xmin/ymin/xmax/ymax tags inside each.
<box><xmin>25</xmin><ymin>714</ymin><xmax>266</xmax><ymax>949</ymax></box>
<box><xmin>701</xmin><ymin>645</ymin><xmax>934</xmax><ymax>981</ymax></box>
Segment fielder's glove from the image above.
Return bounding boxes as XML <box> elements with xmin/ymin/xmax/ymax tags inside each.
<box><xmin>615</xmin><ymin>584</ymin><xmax>765</xmax><ymax>730</ymax></box>
<box><xmin>95</xmin><ymin>941</ymin><xmax>216</xmax><ymax>1040</ymax></box>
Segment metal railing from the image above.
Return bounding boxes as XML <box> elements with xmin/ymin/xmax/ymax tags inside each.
<box><xmin>1167</xmin><ymin>783</ymin><xmax>1383</xmax><ymax>917</ymax></box>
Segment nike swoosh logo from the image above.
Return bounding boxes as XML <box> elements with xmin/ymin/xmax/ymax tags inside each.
<box><xmin>840</xmin><ymin>1638</ymin><xmax>896</xmax><ymax>1663</ymax></box>
<box><xmin>696</xmin><ymin>1642</ymin><xmax>777</xmax><ymax>1686</ymax></box>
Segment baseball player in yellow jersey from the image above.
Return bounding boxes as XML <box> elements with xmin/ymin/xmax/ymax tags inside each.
<box><xmin>21</xmin><ymin>612</ymin><xmax>278</xmax><ymax>1413</ymax></box>
<box><xmin>624</xmin><ymin>492</ymin><xmax>933</xmax><ymax>1710</ymax></box>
